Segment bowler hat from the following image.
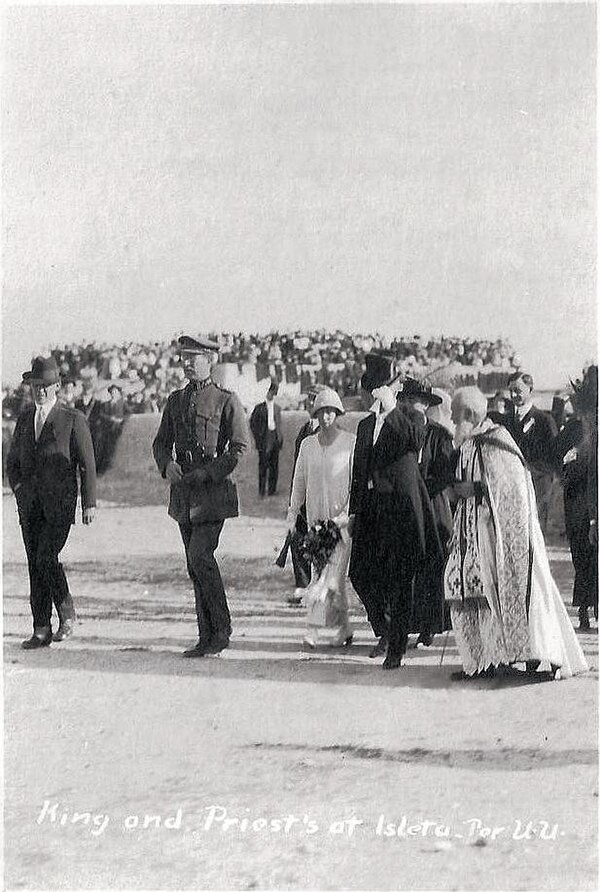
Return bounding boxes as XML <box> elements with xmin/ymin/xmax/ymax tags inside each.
<box><xmin>398</xmin><ymin>377</ymin><xmax>442</xmax><ymax>407</ymax></box>
<box><xmin>22</xmin><ymin>356</ymin><xmax>60</xmax><ymax>386</ymax></box>
<box><xmin>360</xmin><ymin>351</ymin><xmax>398</xmax><ymax>393</ymax></box>
<box><xmin>312</xmin><ymin>388</ymin><xmax>345</xmax><ymax>417</ymax></box>
<box><xmin>178</xmin><ymin>334</ymin><xmax>220</xmax><ymax>354</ymax></box>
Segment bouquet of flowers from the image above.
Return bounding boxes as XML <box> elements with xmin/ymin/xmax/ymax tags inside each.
<box><xmin>300</xmin><ymin>519</ymin><xmax>342</xmax><ymax>577</ymax></box>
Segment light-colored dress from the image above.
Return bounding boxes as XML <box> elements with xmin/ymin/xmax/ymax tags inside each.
<box><xmin>288</xmin><ymin>429</ymin><xmax>356</xmax><ymax>645</ymax></box>
<box><xmin>445</xmin><ymin>420</ymin><xmax>588</xmax><ymax>679</ymax></box>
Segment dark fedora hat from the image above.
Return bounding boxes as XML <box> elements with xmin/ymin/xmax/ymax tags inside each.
<box><xmin>178</xmin><ymin>334</ymin><xmax>220</xmax><ymax>354</ymax></box>
<box><xmin>398</xmin><ymin>376</ymin><xmax>442</xmax><ymax>406</ymax></box>
<box><xmin>360</xmin><ymin>351</ymin><xmax>399</xmax><ymax>393</ymax></box>
<box><xmin>22</xmin><ymin>355</ymin><xmax>60</xmax><ymax>386</ymax></box>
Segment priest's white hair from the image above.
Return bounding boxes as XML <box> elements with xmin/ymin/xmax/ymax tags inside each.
<box><xmin>451</xmin><ymin>386</ymin><xmax>488</xmax><ymax>425</ymax></box>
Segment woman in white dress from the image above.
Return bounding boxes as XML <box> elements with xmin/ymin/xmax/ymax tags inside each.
<box><xmin>287</xmin><ymin>388</ymin><xmax>356</xmax><ymax>648</ymax></box>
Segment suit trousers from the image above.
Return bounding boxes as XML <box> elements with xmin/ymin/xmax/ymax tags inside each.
<box><xmin>258</xmin><ymin>444</ymin><xmax>280</xmax><ymax>496</ymax></box>
<box><xmin>179</xmin><ymin>521</ymin><xmax>231</xmax><ymax>642</ymax></box>
<box><xmin>20</xmin><ymin>495</ymin><xmax>74</xmax><ymax>631</ymax></box>
<box><xmin>532</xmin><ymin>473</ymin><xmax>554</xmax><ymax>536</ymax></box>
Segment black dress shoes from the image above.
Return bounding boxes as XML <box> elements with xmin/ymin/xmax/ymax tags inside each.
<box><xmin>382</xmin><ymin>652</ymin><xmax>403</xmax><ymax>670</ymax></box>
<box><xmin>21</xmin><ymin>631</ymin><xmax>52</xmax><ymax>650</ymax></box>
<box><xmin>53</xmin><ymin>620</ymin><xmax>74</xmax><ymax>642</ymax></box>
<box><xmin>369</xmin><ymin>636</ymin><xmax>388</xmax><ymax>658</ymax></box>
<box><xmin>204</xmin><ymin>638</ymin><xmax>230</xmax><ymax>655</ymax></box>
<box><xmin>182</xmin><ymin>641</ymin><xmax>210</xmax><ymax>658</ymax></box>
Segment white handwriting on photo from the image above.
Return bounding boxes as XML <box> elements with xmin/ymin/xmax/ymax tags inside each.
<box><xmin>36</xmin><ymin>801</ymin><xmax>565</xmax><ymax>842</ymax></box>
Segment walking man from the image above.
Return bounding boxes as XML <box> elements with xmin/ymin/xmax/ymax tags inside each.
<box><xmin>249</xmin><ymin>380</ymin><xmax>283</xmax><ymax>497</ymax></box>
<box><xmin>153</xmin><ymin>335</ymin><xmax>250</xmax><ymax>657</ymax></box>
<box><xmin>7</xmin><ymin>355</ymin><xmax>97</xmax><ymax>648</ymax></box>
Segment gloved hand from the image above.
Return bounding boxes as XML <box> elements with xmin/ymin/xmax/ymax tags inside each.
<box><xmin>165</xmin><ymin>460</ymin><xmax>183</xmax><ymax>484</ymax></box>
<box><xmin>183</xmin><ymin>468</ymin><xmax>210</xmax><ymax>486</ymax></box>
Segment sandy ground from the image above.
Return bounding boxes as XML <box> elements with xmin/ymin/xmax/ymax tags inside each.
<box><xmin>3</xmin><ymin>494</ymin><xmax>598</xmax><ymax>891</ymax></box>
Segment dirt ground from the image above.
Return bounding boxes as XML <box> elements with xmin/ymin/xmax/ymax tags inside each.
<box><xmin>3</xmin><ymin>493</ymin><xmax>598</xmax><ymax>891</ymax></box>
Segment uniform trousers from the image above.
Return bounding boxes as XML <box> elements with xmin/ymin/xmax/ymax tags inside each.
<box><xmin>179</xmin><ymin>520</ymin><xmax>231</xmax><ymax>642</ymax></box>
<box><xmin>20</xmin><ymin>495</ymin><xmax>75</xmax><ymax>631</ymax></box>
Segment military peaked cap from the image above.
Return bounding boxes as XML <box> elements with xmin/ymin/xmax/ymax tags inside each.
<box><xmin>178</xmin><ymin>334</ymin><xmax>220</xmax><ymax>354</ymax></box>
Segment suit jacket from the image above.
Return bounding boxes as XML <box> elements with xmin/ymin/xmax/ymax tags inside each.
<box><xmin>503</xmin><ymin>405</ymin><xmax>558</xmax><ymax>477</ymax></box>
<box><xmin>249</xmin><ymin>401</ymin><xmax>283</xmax><ymax>453</ymax></box>
<box><xmin>153</xmin><ymin>381</ymin><xmax>250</xmax><ymax>524</ymax></box>
<box><xmin>349</xmin><ymin>408</ymin><xmax>442</xmax><ymax>574</ymax></box>
<box><xmin>7</xmin><ymin>403</ymin><xmax>97</xmax><ymax>526</ymax></box>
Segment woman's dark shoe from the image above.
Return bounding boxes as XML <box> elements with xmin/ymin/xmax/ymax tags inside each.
<box><xmin>578</xmin><ymin>608</ymin><xmax>591</xmax><ymax>631</ymax></box>
<box><xmin>369</xmin><ymin>636</ymin><xmax>388</xmax><ymax>658</ymax></box>
<box><xmin>382</xmin><ymin>652</ymin><xmax>403</xmax><ymax>670</ymax></box>
<box><xmin>415</xmin><ymin>633</ymin><xmax>433</xmax><ymax>649</ymax></box>
<box><xmin>342</xmin><ymin>634</ymin><xmax>353</xmax><ymax>648</ymax></box>
<box><xmin>204</xmin><ymin>638</ymin><xmax>230</xmax><ymax>655</ymax></box>
<box><xmin>182</xmin><ymin>639</ymin><xmax>210</xmax><ymax>658</ymax></box>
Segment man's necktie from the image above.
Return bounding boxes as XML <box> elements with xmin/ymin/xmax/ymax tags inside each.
<box><xmin>34</xmin><ymin>408</ymin><xmax>44</xmax><ymax>441</ymax></box>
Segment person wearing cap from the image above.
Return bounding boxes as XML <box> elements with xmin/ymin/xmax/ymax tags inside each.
<box><xmin>249</xmin><ymin>379</ymin><xmax>284</xmax><ymax>497</ymax></box>
<box><xmin>6</xmin><ymin>355</ymin><xmax>97</xmax><ymax>648</ymax></box>
<box><xmin>152</xmin><ymin>335</ymin><xmax>250</xmax><ymax>658</ymax></box>
<box><xmin>397</xmin><ymin>378</ymin><xmax>456</xmax><ymax>648</ymax></box>
<box><xmin>348</xmin><ymin>352</ymin><xmax>443</xmax><ymax>669</ymax></box>
<box><xmin>287</xmin><ymin>387</ymin><xmax>355</xmax><ymax>647</ymax></box>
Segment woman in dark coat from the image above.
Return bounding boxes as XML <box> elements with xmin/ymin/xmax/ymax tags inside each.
<box><xmin>349</xmin><ymin>355</ymin><xmax>443</xmax><ymax>669</ymax></box>
<box><xmin>397</xmin><ymin>378</ymin><xmax>456</xmax><ymax>646</ymax></box>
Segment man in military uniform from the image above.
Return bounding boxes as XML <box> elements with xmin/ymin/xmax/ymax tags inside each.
<box><xmin>153</xmin><ymin>335</ymin><xmax>250</xmax><ymax>657</ymax></box>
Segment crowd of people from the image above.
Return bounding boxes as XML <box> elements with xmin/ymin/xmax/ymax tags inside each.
<box><xmin>280</xmin><ymin>358</ymin><xmax>596</xmax><ymax>677</ymax></box>
<box><xmin>5</xmin><ymin>334</ymin><xmax>596</xmax><ymax>684</ymax></box>
<box><xmin>2</xmin><ymin>331</ymin><xmax>520</xmax><ymax>420</ymax></box>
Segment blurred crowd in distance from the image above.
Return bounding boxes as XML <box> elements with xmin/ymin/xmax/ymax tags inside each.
<box><xmin>2</xmin><ymin>330</ymin><xmax>520</xmax><ymax>419</ymax></box>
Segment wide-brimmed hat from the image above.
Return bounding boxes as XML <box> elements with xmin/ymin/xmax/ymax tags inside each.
<box><xmin>312</xmin><ymin>388</ymin><xmax>345</xmax><ymax>417</ymax></box>
<box><xmin>398</xmin><ymin>376</ymin><xmax>442</xmax><ymax>407</ymax></box>
<box><xmin>178</xmin><ymin>334</ymin><xmax>220</xmax><ymax>354</ymax></box>
<box><xmin>360</xmin><ymin>351</ymin><xmax>399</xmax><ymax>393</ymax></box>
<box><xmin>22</xmin><ymin>356</ymin><xmax>60</xmax><ymax>386</ymax></box>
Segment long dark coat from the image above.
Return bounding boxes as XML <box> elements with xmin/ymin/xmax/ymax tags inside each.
<box><xmin>6</xmin><ymin>403</ymin><xmax>97</xmax><ymax>526</ymax></box>
<box><xmin>349</xmin><ymin>408</ymin><xmax>443</xmax><ymax>595</ymax></box>
<box><xmin>411</xmin><ymin>419</ymin><xmax>456</xmax><ymax>632</ymax></box>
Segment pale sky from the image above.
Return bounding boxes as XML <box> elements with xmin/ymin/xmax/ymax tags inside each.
<box><xmin>2</xmin><ymin>3</ymin><xmax>596</xmax><ymax>388</ymax></box>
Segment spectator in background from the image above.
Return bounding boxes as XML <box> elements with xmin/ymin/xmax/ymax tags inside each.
<box><xmin>504</xmin><ymin>372</ymin><xmax>558</xmax><ymax>536</ymax></box>
<box><xmin>60</xmin><ymin>377</ymin><xmax>77</xmax><ymax>409</ymax></box>
<box><xmin>250</xmin><ymin>380</ymin><xmax>284</xmax><ymax>497</ymax></box>
<box><xmin>554</xmin><ymin>396</ymin><xmax>596</xmax><ymax>630</ymax></box>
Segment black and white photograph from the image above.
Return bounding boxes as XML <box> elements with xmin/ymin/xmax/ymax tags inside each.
<box><xmin>2</xmin><ymin>2</ymin><xmax>597</xmax><ymax>889</ymax></box>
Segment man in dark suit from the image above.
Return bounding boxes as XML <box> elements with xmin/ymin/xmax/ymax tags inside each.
<box><xmin>349</xmin><ymin>353</ymin><xmax>443</xmax><ymax>669</ymax></box>
<box><xmin>249</xmin><ymin>380</ymin><xmax>284</xmax><ymax>497</ymax></box>
<box><xmin>504</xmin><ymin>372</ymin><xmax>558</xmax><ymax>534</ymax></box>
<box><xmin>7</xmin><ymin>356</ymin><xmax>97</xmax><ymax>649</ymax></box>
<box><xmin>153</xmin><ymin>335</ymin><xmax>250</xmax><ymax>658</ymax></box>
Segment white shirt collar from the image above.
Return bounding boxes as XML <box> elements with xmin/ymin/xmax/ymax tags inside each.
<box><xmin>35</xmin><ymin>394</ymin><xmax>57</xmax><ymax>417</ymax></box>
<box><xmin>517</xmin><ymin>401</ymin><xmax>533</xmax><ymax>420</ymax></box>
